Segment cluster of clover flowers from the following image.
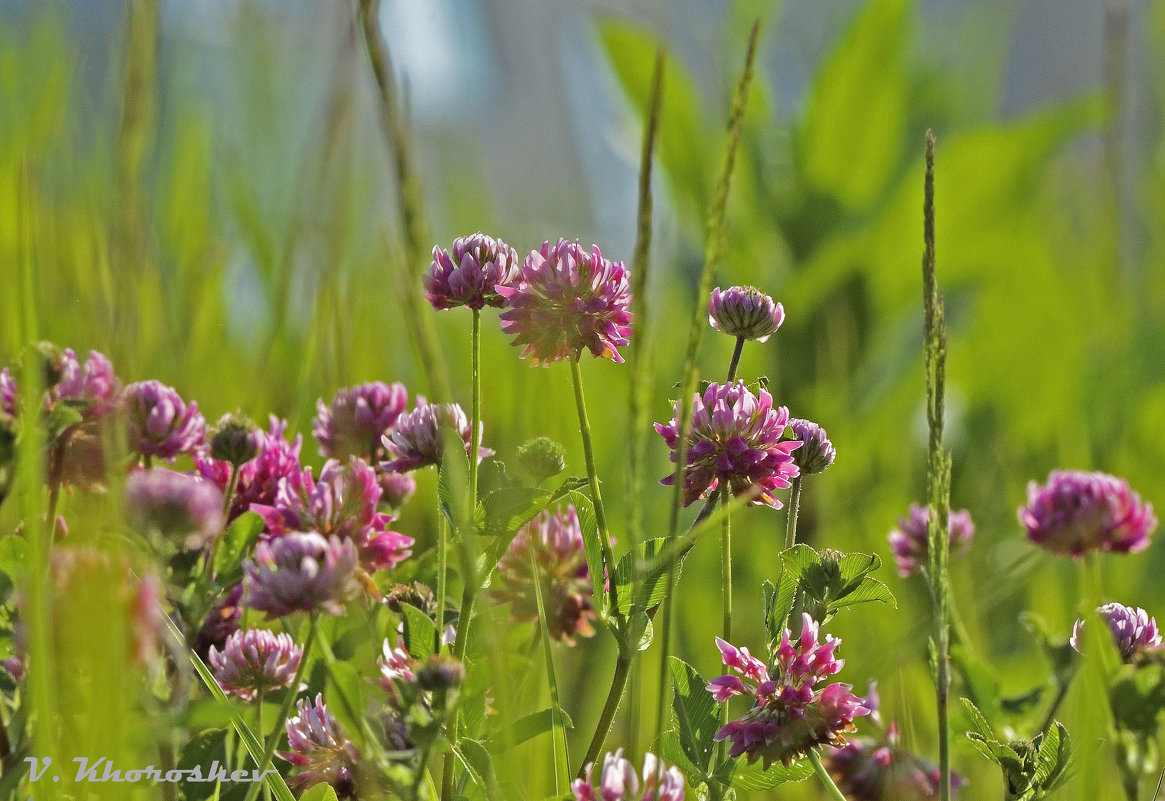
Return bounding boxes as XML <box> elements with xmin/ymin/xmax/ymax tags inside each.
<box><xmin>0</xmin><ymin>229</ymin><xmax>1160</xmax><ymax>801</ymax></box>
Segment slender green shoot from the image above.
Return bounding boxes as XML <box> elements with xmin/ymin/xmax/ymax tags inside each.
<box><xmin>529</xmin><ymin>548</ymin><xmax>570</xmax><ymax>795</ymax></box>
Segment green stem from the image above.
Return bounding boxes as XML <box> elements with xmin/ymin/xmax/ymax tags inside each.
<box><xmin>256</xmin><ymin>686</ymin><xmax>269</xmax><ymax>801</ymax></box>
<box><xmin>569</xmin><ymin>356</ymin><xmax>620</xmax><ymax>618</ymax></box>
<box><xmin>436</xmin><ymin>512</ymin><xmax>448</xmax><ymax>644</ymax></box>
<box><xmin>714</xmin><ymin>486</ymin><xmax>732</xmax><ymax>794</ymax></box>
<box><xmin>242</xmin><ymin>616</ymin><xmax>317</xmax><ymax>801</ymax></box>
<box><xmin>469</xmin><ymin>308</ymin><xmax>481</xmax><ymax>505</ymax></box>
<box><xmin>577</xmin><ymin>646</ymin><xmax>633</xmax><ymax>778</ymax></box>
<box><xmin>808</xmin><ymin>749</ymin><xmax>849</xmax><ymax>801</ymax></box>
<box><xmin>204</xmin><ymin>462</ymin><xmax>240</xmax><ymax>585</ymax></box>
<box><xmin>785</xmin><ymin>476</ymin><xmax>803</xmax><ymax>550</ymax></box>
<box><xmin>529</xmin><ymin>548</ymin><xmax>570</xmax><ymax>795</ymax></box>
<box><xmin>726</xmin><ymin>336</ymin><xmax>745</xmax><ymax>383</ymax></box>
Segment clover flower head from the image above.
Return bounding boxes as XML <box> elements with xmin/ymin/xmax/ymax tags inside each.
<box><xmin>497</xmin><ymin>238</ymin><xmax>633</xmax><ymax>365</ymax></box>
<box><xmin>707</xmin><ymin>615</ymin><xmax>869</xmax><ymax>768</ymax></box>
<box><xmin>313</xmin><ymin>382</ymin><xmax>408</xmax><ymax>461</ymax></box>
<box><xmin>197</xmin><ymin>415</ymin><xmax>303</xmax><ymax>521</ymax></box>
<box><xmin>53</xmin><ymin>348</ymin><xmax>120</xmax><ymax>418</ymax></box>
<box><xmin>787</xmin><ymin>418</ymin><xmax>836</xmax><ymax>475</ymax></box>
<box><xmin>378</xmin><ymin>470</ymin><xmax>416</xmax><ymax>509</ymax></box>
<box><xmin>827</xmin><ymin>722</ymin><xmax>964</xmax><ymax>800</ymax></box>
<box><xmin>1019</xmin><ymin>470</ymin><xmax>1156</xmax><ymax>556</ymax></box>
<box><xmin>122</xmin><ymin>380</ymin><xmax>205</xmax><ymax>460</ymax></box>
<box><xmin>888</xmin><ymin>503</ymin><xmax>975</xmax><ymax>577</ymax></box>
<box><xmin>708</xmin><ymin>286</ymin><xmax>785</xmax><ymax>343</ymax></box>
<box><xmin>0</xmin><ymin>367</ymin><xmax>17</xmax><ymax>419</ymax></box>
<box><xmin>379</xmin><ymin>636</ymin><xmax>415</xmax><ymax>689</ymax></box>
<box><xmin>1071</xmin><ymin>601</ymin><xmax>1162</xmax><ymax>663</ymax></box>
<box><xmin>279</xmin><ymin>694</ymin><xmax>360</xmax><ymax>798</ymax></box>
<box><xmin>380</xmin><ymin>399</ymin><xmax>492</xmax><ymax>473</ymax></box>
<box><xmin>491</xmin><ymin>506</ymin><xmax>596</xmax><ymax>644</ymax></box>
<box><xmin>572</xmin><ymin>749</ymin><xmax>686</xmax><ymax>801</ymax></box>
<box><xmin>252</xmin><ymin>457</ymin><xmax>412</xmax><ymax>572</ymax></box>
<box><xmin>209</xmin><ymin>628</ymin><xmax>302</xmax><ymax>701</ymax></box>
<box><xmin>426</xmin><ymin>232</ymin><xmax>520</xmax><ymax>311</ymax></box>
<box><xmin>655</xmin><ymin>381</ymin><xmax>800</xmax><ymax>510</ymax></box>
<box><xmin>243</xmin><ymin>532</ymin><xmax>361</xmax><ymax>617</ymax></box>
<box><xmin>125</xmin><ymin>468</ymin><xmax>224</xmax><ymax>550</ymax></box>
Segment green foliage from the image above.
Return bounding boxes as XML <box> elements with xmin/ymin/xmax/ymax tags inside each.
<box><xmin>964</xmin><ymin>698</ymin><xmax>1072</xmax><ymax>800</ymax></box>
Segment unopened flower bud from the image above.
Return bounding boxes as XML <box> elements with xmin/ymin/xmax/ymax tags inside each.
<box><xmin>517</xmin><ymin>436</ymin><xmax>567</xmax><ymax>484</ymax></box>
<box><xmin>415</xmin><ymin>654</ymin><xmax>465</xmax><ymax>692</ymax></box>
<box><xmin>210</xmin><ymin>413</ymin><xmax>262</xmax><ymax>467</ymax></box>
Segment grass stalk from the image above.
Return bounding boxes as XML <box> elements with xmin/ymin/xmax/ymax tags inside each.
<box><xmin>529</xmin><ymin>548</ymin><xmax>570</xmax><ymax>794</ymax></box>
<box><xmin>655</xmin><ymin>21</ymin><xmax>760</xmax><ymax>747</ymax></box>
<box><xmin>921</xmin><ymin>130</ymin><xmax>953</xmax><ymax>801</ymax></box>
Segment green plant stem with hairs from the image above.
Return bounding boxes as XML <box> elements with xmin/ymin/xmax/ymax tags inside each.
<box><xmin>654</xmin><ymin>22</ymin><xmax>760</xmax><ymax>749</ymax></box>
<box><xmin>785</xmin><ymin>475</ymin><xmax>803</xmax><ymax>550</ymax></box>
<box><xmin>808</xmin><ymin>749</ymin><xmax>850</xmax><ymax>801</ymax></box>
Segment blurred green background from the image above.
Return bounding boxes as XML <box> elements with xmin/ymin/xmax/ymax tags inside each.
<box><xmin>2</xmin><ymin>0</ymin><xmax>1165</xmax><ymax>797</ymax></box>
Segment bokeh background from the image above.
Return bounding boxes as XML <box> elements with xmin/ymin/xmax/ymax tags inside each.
<box><xmin>2</xmin><ymin>0</ymin><xmax>1164</xmax><ymax>798</ymax></box>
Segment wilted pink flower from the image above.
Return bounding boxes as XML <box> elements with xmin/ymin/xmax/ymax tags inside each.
<box><xmin>122</xmin><ymin>380</ymin><xmax>205</xmax><ymax>460</ymax></box>
<box><xmin>827</xmin><ymin>722</ymin><xmax>964</xmax><ymax>800</ymax></box>
<box><xmin>243</xmin><ymin>532</ymin><xmax>360</xmax><ymax>618</ymax></box>
<box><xmin>1019</xmin><ymin>470</ymin><xmax>1156</xmax><ymax>556</ymax></box>
<box><xmin>491</xmin><ymin>506</ymin><xmax>596</xmax><ymax>644</ymax></box>
<box><xmin>195</xmin><ymin>584</ymin><xmax>243</xmax><ymax>662</ymax></box>
<box><xmin>209</xmin><ymin>628</ymin><xmax>302</xmax><ymax>701</ymax></box>
<box><xmin>253</xmin><ymin>457</ymin><xmax>412</xmax><ymax>572</ymax></box>
<box><xmin>708</xmin><ymin>615</ymin><xmax>869</xmax><ymax>768</ymax></box>
<box><xmin>497</xmin><ymin>238</ymin><xmax>633</xmax><ymax>365</ymax></box>
<box><xmin>0</xmin><ymin>367</ymin><xmax>16</xmax><ymax>418</ymax></box>
<box><xmin>655</xmin><ymin>381</ymin><xmax>800</xmax><ymax>509</ymax></box>
<box><xmin>708</xmin><ymin>286</ymin><xmax>785</xmax><ymax>343</ymax></box>
<box><xmin>313</xmin><ymin>382</ymin><xmax>408</xmax><ymax>461</ymax></box>
<box><xmin>888</xmin><ymin>503</ymin><xmax>974</xmax><ymax>578</ymax></box>
<box><xmin>197</xmin><ymin>415</ymin><xmax>303</xmax><ymax>521</ymax></box>
<box><xmin>279</xmin><ymin>694</ymin><xmax>359</xmax><ymax>798</ymax></box>
<box><xmin>787</xmin><ymin>418</ymin><xmax>836</xmax><ymax>476</ymax></box>
<box><xmin>125</xmin><ymin>468</ymin><xmax>224</xmax><ymax>550</ymax></box>
<box><xmin>381</xmin><ymin>399</ymin><xmax>492</xmax><ymax>473</ymax></box>
<box><xmin>572</xmin><ymin>749</ymin><xmax>686</xmax><ymax>801</ymax></box>
<box><xmin>1071</xmin><ymin>601</ymin><xmax>1162</xmax><ymax>663</ymax></box>
<box><xmin>426</xmin><ymin>232</ymin><xmax>520</xmax><ymax>311</ymax></box>
<box><xmin>379</xmin><ymin>636</ymin><xmax>415</xmax><ymax>690</ymax></box>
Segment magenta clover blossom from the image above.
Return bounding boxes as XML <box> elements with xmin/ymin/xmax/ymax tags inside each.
<box><xmin>708</xmin><ymin>285</ymin><xmax>785</xmax><ymax>343</ymax></box>
<box><xmin>425</xmin><ymin>232</ymin><xmax>520</xmax><ymax>310</ymax></box>
<box><xmin>243</xmin><ymin>532</ymin><xmax>361</xmax><ymax>618</ymax></box>
<box><xmin>497</xmin><ymin>238</ymin><xmax>633</xmax><ymax>365</ymax></box>
<box><xmin>313</xmin><ymin>381</ymin><xmax>408</xmax><ymax>462</ymax></box>
<box><xmin>123</xmin><ymin>379</ymin><xmax>205</xmax><ymax>461</ymax></box>
<box><xmin>1019</xmin><ymin>469</ymin><xmax>1156</xmax><ymax>556</ymax></box>
<box><xmin>887</xmin><ymin>503</ymin><xmax>974</xmax><ymax>578</ymax></box>
<box><xmin>572</xmin><ymin>749</ymin><xmax>686</xmax><ymax>801</ymax></box>
<box><xmin>655</xmin><ymin>380</ymin><xmax>800</xmax><ymax>510</ymax></box>
<box><xmin>209</xmin><ymin>628</ymin><xmax>302</xmax><ymax>701</ymax></box>
<box><xmin>707</xmin><ymin>614</ymin><xmax>869</xmax><ymax>768</ymax></box>
<box><xmin>380</xmin><ymin>399</ymin><xmax>492</xmax><ymax>473</ymax></box>
<box><xmin>1071</xmin><ymin>601</ymin><xmax>1162</xmax><ymax>663</ymax></box>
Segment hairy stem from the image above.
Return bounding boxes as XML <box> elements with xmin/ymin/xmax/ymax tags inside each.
<box><xmin>785</xmin><ymin>476</ymin><xmax>803</xmax><ymax>550</ymax></box>
<box><xmin>726</xmin><ymin>335</ymin><xmax>745</xmax><ymax>383</ymax></box>
<box><xmin>808</xmin><ymin>748</ymin><xmax>849</xmax><ymax>801</ymax></box>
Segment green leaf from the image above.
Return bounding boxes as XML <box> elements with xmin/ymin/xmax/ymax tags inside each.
<box><xmin>42</xmin><ymin>401</ymin><xmax>83</xmax><ymax>439</ymax></box>
<box><xmin>437</xmin><ymin>427</ymin><xmax>473</xmax><ymax>530</ymax></box>
<box><xmin>763</xmin><ymin>573</ymin><xmax>796</xmax><ymax>657</ymax></box>
<box><xmin>213</xmin><ymin>510</ymin><xmax>264</xmax><ymax>584</ymax></box>
<box><xmin>951</xmin><ymin>643</ymin><xmax>1001</xmax><ymax>714</ymax></box>
<box><xmin>655</xmin><ymin>729</ymin><xmax>703</xmax><ymax>786</ymax></box>
<box><xmin>727</xmin><ymin>754</ymin><xmax>814</xmax><ymax>790</ymax></box>
<box><xmin>453</xmin><ymin>739</ymin><xmax>498</xmax><ymax>799</ymax></box>
<box><xmin>298</xmin><ymin>785</ymin><xmax>340</xmax><ymax>801</ymax></box>
<box><xmin>473</xmin><ymin>487</ymin><xmax>552</xmax><ymax>537</ymax></box>
<box><xmin>400</xmin><ymin>602</ymin><xmax>438</xmax><ymax>660</ymax></box>
<box><xmin>598</xmin><ymin>18</ymin><xmax>712</xmax><ymax>212</ymax></box>
<box><xmin>669</xmin><ymin>657</ymin><xmax>718</xmax><ymax>777</ymax></box>
<box><xmin>178</xmin><ymin>728</ymin><xmax>230</xmax><ymax>801</ymax></box>
<box><xmin>323</xmin><ymin>660</ymin><xmax>367</xmax><ymax>744</ymax></box>
<box><xmin>797</xmin><ymin>0</ymin><xmax>912</xmax><ymax>209</ymax></box>
<box><xmin>499</xmin><ymin>708</ymin><xmax>576</xmax><ymax>750</ymax></box>
<box><xmin>615</xmin><ymin>538</ymin><xmax>685</xmax><ymax>616</ymax></box>
<box><xmin>1033</xmin><ymin>721</ymin><xmax>1071</xmax><ymax>791</ymax></box>
<box><xmin>961</xmin><ymin>698</ymin><xmax>996</xmax><ymax>740</ymax></box>
<box><xmin>571</xmin><ymin>491</ymin><xmax>607</xmax><ymax>618</ymax></box>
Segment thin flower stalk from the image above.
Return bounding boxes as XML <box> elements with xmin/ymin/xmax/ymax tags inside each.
<box><xmin>809</xmin><ymin>749</ymin><xmax>851</xmax><ymax>801</ymax></box>
<box><xmin>530</xmin><ymin>546</ymin><xmax>570</xmax><ymax>794</ymax></box>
